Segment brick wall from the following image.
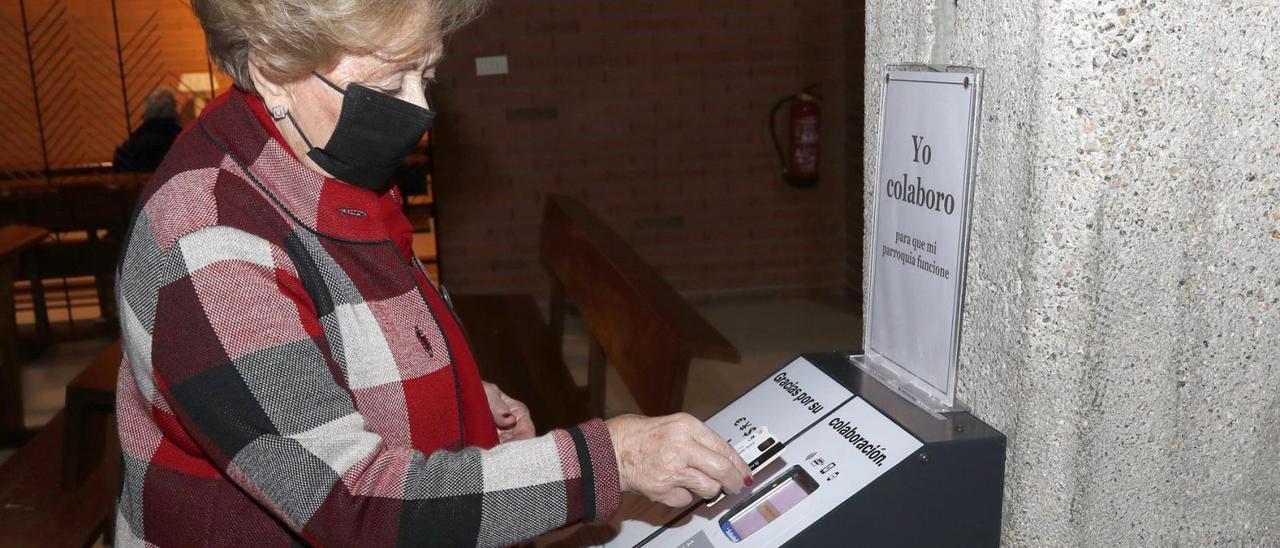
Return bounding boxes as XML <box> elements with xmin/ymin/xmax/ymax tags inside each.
<box><xmin>432</xmin><ymin>1</ymin><xmax>853</xmax><ymax>300</ymax></box>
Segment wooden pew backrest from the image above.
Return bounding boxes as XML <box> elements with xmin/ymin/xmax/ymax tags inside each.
<box><xmin>540</xmin><ymin>195</ymin><xmax>739</xmax><ymax>416</ymax></box>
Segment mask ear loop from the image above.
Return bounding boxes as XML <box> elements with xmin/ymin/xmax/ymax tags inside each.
<box><xmin>282</xmin><ymin>84</ymin><xmax>320</xmax><ymax>150</ymax></box>
<box><xmin>285</xmin><ymin>72</ymin><xmax>346</xmax><ymax>150</ymax></box>
<box><xmin>284</xmin><ymin>111</ymin><xmax>316</xmax><ymax>150</ymax></box>
<box><xmin>312</xmin><ymin>71</ymin><xmax>346</xmax><ymax>93</ymax></box>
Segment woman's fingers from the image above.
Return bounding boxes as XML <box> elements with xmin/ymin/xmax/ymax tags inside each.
<box><xmin>481</xmin><ymin>381</ymin><xmax>516</xmax><ymax>428</ymax></box>
<box><xmin>482</xmin><ymin>381</ymin><xmax>536</xmax><ymax>443</ymax></box>
<box><xmin>676</xmin><ymin>467</ymin><xmax>726</xmax><ymax>500</ymax></box>
<box><xmin>691</xmin><ymin>424</ymin><xmax>752</xmax><ymax>484</ymax></box>
<box><xmin>656</xmin><ymin>487</ymin><xmax>695</xmax><ymax>508</ymax></box>
<box><xmin>683</xmin><ymin>439</ymin><xmax>746</xmax><ymax>496</ymax></box>
<box><xmin>499</xmin><ymin>393</ymin><xmax>536</xmax><ymax>441</ymax></box>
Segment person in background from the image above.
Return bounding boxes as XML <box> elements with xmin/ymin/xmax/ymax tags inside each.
<box><xmin>111</xmin><ymin>87</ymin><xmax>182</xmax><ymax>172</ymax></box>
<box><xmin>113</xmin><ymin>0</ymin><xmax>751</xmax><ymax>546</ymax></box>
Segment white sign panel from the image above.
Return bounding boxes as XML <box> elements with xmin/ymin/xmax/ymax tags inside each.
<box><xmin>599</xmin><ymin>358</ymin><xmax>922</xmax><ymax>547</ymax></box>
<box><xmin>866</xmin><ymin>66</ymin><xmax>982</xmax><ymax>409</ymax></box>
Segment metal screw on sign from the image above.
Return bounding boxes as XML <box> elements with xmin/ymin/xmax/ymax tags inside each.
<box><xmin>963</xmin><ymin>77</ymin><xmax>970</xmax><ymax>89</ymax></box>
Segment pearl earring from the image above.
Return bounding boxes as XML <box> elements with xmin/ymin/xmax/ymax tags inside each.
<box><xmin>270</xmin><ymin>105</ymin><xmax>287</xmax><ymax>120</ymax></box>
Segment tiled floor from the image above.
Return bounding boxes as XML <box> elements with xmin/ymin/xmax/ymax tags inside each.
<box><xmin>1</xmin><ymin>296</ymin><xmax>861</xmax><ymax>465</ymax></box>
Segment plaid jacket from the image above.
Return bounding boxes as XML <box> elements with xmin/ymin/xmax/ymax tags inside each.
<box><xmin>114</xmin><ymin>90</ymin><xmax>620</xmax><ymax>547</ymax></box>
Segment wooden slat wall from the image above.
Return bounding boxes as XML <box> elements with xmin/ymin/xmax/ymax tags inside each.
<box><xmin>0</xmin><ymin>0</ymin><xmax>226</xmax><ymax>176</ymax></box>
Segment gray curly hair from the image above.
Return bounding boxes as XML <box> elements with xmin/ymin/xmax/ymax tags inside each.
<box><xmin>142</xmin><ymin>86</ymin><xmax>178</xmax><ymax>120</ymax></box>
<box><xmin>191</xmin><ymin>0</ymin><xmax>486</xmax><ymax>92</ymax></box>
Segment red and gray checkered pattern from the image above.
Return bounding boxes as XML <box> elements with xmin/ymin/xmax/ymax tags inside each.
<box><xmin>114</xmin><ymin>90</ymin><xmax>620</xmax><ymax>547</ymax></box>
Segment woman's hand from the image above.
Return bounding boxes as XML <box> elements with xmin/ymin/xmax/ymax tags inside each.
<box><xmin>482</xmin><ymin>381</ymin><xmax>535</xmax><ymax>443</ymax></box>
<box><xmin>607</xmin><ymin>413</ymin><xmax>752</xmax><ymax>507</ymax></box>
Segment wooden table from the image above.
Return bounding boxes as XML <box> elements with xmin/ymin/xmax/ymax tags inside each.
<box><xmin>0</xmin><ymin>224</ymin><xmax>50</xmax><ymax>447</ymax></box>
<box><xmin>0</xmin><ymin>173</ymin><xmax>146</xmax><ymax>342</ymax></box>
<box><xmin>0</xmin><ymin>173</ymin><xmax>147</xmax><ymax>232</ymax></box>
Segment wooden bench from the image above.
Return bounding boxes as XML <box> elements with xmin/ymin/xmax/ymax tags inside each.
<box><xmin>0</xmin><ymin>339</ymin><xmax>120</xmax><ymax>546</ymax></box>
<box><xmin>0</xmin><ymin>224</ymin><xmax>51</xmax><ymax>447</ymax></box>
<box><xmin>0</xmin><ymin>412</ymin><xmax>119</xmax><ymax>548</ymax></box>
<box><xmin>451</xmin><ymin>293</ymin><xmax>588</xmax><ymax>433</ymax></box>
<box><xmin>62</xmin><ymin>341</ymin><xmax>120</xmax><ymax>488</ymax></box>
<box><xmin>455</xmin><ymin>195</ymin><xmax>740</xmax><ymax>428</ymax></box>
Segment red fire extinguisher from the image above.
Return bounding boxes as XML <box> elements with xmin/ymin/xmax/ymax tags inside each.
<box><xmin>771</xmin><ymin>83</ymin><xmax>822</xmax><ymax>188</ymax></box>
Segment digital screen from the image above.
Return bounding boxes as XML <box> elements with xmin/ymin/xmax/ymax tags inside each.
<box><xmin>719</xmin><ymin>466</ymin><xmax>817</xmax><ymax>542</ymax></box>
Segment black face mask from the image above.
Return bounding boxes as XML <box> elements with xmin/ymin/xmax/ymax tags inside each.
<box><xmin>286</xmin><ymin>72</ymin><xmax>434</xmax><ymax>191</ymax></box>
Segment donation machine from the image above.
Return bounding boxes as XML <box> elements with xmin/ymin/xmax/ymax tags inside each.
<box><xmin>597</xmin><ymin>65</ymin><xmax>1006</xmax><ymax>547</ymax></box>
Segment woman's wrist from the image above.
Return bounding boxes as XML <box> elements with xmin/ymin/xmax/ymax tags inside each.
<box><xmin>605</xmin><ymin>415</ymin><xmax>635</xmax><ymax>493</ymax></box>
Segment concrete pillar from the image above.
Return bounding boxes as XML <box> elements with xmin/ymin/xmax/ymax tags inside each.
<box><xmin>864</xmin><ymin>1</ymin><xmax>1280</xmax><ymax>544</ymax></box>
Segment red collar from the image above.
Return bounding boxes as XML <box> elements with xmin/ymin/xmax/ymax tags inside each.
<box><xmin>197</xmin><ymin>88</ymin><xmax>407</xmax><ymax>243</ymax></box>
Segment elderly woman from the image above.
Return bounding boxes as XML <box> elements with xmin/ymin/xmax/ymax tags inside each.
<box><xmin>114</xmin><ymin>0</ymin><xmax>749</xmax><ymax>546</ymax></box>
<box><xmin>112</xmin><ymin>87</ymin><xmax>182</xmax><ymax>172</ymax></box>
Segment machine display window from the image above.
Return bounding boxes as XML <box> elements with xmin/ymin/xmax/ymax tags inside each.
<box><xmin>718</xmin><ymin>466</ymin><xmax>818</xmax><ymax>542</ymax></box>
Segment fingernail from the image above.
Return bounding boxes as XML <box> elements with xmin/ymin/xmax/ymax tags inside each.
<box><xmin>744</xmin><ymin>476</ymin><xmax>754</xmax><ymax>487</ymax></box>
<box><xmin>502</xmin><ymin>413</ymin><xmax>513</xmax><ymax>418</ymax></box>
